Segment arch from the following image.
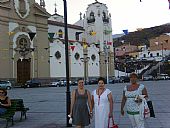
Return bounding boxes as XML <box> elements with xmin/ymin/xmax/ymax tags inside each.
<box><xmin>90</xmin><ymin>12</ymin><xmax>95</xmax><ymax>19</ymax></box>
<box><xmin>58</xmin><ymin>29</ymin><xmax>63</xmax><ymax>38</ymax></box>
<box><xmin>103</xmin><ymin>11</ymin><xmax>106</xmax><ymax>19</ymax></box>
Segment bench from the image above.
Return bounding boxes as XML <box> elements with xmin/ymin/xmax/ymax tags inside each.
<box><xmin>11</xmin><ymin>99</ymin><xmax>29</xmax><ymax>120</ymax></box>
<box><xmin>0</xmin><ymin>100</ymin><xmax>17</xmax><ymax>128</ymax></box>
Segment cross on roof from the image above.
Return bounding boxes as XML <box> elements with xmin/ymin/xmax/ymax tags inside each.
<box><xmin>54</xmin><ymin>3</ymin><xmax>57</xmax><ymax>14</ymax></box>
<box><xmin>79</xmin><ymin>12</ymin><xmax>82</xmax><ymax>20</ymax></box>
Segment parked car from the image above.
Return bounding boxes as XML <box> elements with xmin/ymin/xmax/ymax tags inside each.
<box><xmin>70</xmin><ymin>80</ymin><xmax>77</xmax><ymax>86</ymax></box>
<box><xmin>143</xmin><ymin>75</ymin><xmax>153</xmax><ymax>81</ymax></box>
<box><xmin>109</xmin><ymin>79</ymin><xmax>114</xmax><ymax>84</ymax></box>
<box><xmin>25</xmin><ymin>79</ymin><xmax>41</xmax><ymax>88</ymax></box>
<box><xmin>119</xmin><ymin>76</ymin><xmax>130</xmax><ymax>83</ymax></box>
<box><xmin>0</xmin><ymin>80</ymin><xmax>12</xmax><ymax>90</ymax></box>
<box><xmin>88</xmin><ymin>78</ymin><xmax>98</xmax><ymax>85</ymax></box>
<box><xmin>58</xmin><ymin>79</ymin><xmax>66</xmax><ymax>87</ymax></box>
<box><xmin>48</xmin><ymin>81</ymin><xmax>60</xmax><ymax>87</ymax></box>
<box><xmin>157</xmin><ymin>74</ymin><xmax>170</xmax><ymax>80</ymax></box>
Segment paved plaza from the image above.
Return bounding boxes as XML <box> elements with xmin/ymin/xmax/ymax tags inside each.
<box><xmin>0</xmin><ymin>80</ymin><xmax>170</xmax><ymax>128</ymax></box>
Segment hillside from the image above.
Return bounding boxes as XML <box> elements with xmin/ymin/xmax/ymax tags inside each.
<box><xmin>113</xmin><ymin>23</ymin><xmax>170</xmax><ymax>47</ymax></box>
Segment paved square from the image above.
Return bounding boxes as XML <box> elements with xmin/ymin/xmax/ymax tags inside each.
<box><xmin>0</xmin><ymin>80</ymin><xmax>170</xmax><ymax>128</ymax></box>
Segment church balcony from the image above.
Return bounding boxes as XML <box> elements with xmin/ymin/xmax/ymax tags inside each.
<box><xmin>103</xmin><ymin>18</ymin><xmax>109</xmax><ymax>23</ymax></box>
<box><xmin>87</xmin><ymin>18</ymin><xmax>95</xmax><ymax>23</ymax></box>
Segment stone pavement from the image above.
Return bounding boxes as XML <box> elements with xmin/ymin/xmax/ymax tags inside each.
<box><xmin>0</xmin><ymin>80</ymin><xmax>170</xmax><ymax>128</ymax></box>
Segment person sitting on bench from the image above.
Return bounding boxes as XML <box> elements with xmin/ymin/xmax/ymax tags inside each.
<box><xmin>0</xmin><ymin>88</ymin><xmax>11</xmax><ymax>115</ymax></box>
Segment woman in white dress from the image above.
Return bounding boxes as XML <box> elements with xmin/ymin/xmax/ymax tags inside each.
<box><xmin>121</xmin><ymin>72</ymin><xmax>149</xmax><ymax>128</ymax></box>
<box><xmin>91</xmin><ymin>77</ymin><xmax>113</xmax><ymax>128</ymax></box>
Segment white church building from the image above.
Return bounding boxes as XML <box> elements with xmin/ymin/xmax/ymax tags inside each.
<box><xmin>0</xmin><ymin>0</ymin><xmax>114</xmax><ymax>84</ymax></box>
<box><xmin>48</xmin><ymin>1</ymin><xmax>114</xmax><ymax>79</ymax></box>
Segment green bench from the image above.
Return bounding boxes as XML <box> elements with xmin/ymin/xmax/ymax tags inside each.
<box><xmin>0</xmin><ymin>99</ymin><xmax>29</xmax><ymax>128</ymax></box>
<box><xmin>11</xmin><ymin>99</ymin><xmax>29</xmax><ymax>120</ymax></box>
<box><xmin>0</xmin><ymin>100</ymin><xmax>17</xmax><ymax>128</ymax></box>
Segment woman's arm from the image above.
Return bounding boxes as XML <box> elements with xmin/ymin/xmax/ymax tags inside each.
<box><xmin>69</xmin><ymin>90</ymin><xmax>76</xmax><ymax>117</ymax></box>
<box><xmin>87</xmin><ymin>91</ymin><xmax>93</xmax><ymax>114</ymax></box>
<box><xmin>121</xmin><ymin>91</ymin><xmax>126</xmax><ymax>116</ymax></box>
<box><xmin>142</xmin><ymin>87</ymin><xmax>148</xmax><ymax>99</ymax></box>
<box><xmin>91</xmin><ymin>95</ymin><xmax>94</xmax><ymax>110</ymax></box>
<box><xmin>108</xmin><ymin>92</ymin><xmax>113</xmax><ymax>117</ymax></box>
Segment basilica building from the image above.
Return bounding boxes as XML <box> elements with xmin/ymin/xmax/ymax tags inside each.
<box><xmin>0</xmin><ymin>0</ymin><xmax>114</xmax><ymax>84</ymax></box>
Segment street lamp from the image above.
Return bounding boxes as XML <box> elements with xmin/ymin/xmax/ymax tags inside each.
<box><xmin>103</xmin><ymin>43</ymin><xmax>109</xmax><ymax>84</ymax></box>
<box><xmin>63</xmin><ymin>0</ymin><xmax>71</xmax><ymax>127</ymax></box>
<box><xmin>80</xmin><ymin>54</ymin><xmax>90</xmax><ymax>85</ymax></box>
<box><xmin>160</xmin><ymin>42</ymin><xmax>164</xmax><ymax>60</ymax></box>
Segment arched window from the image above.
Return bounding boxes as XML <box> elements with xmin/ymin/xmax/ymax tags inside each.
<box><xmin>74</xmin><ymin>53</ymin><xmax>80</xmax><ymax>60</ymax></box>
<box><xmin>87</xmin><ymin>12</ymin><xmax>95</xmax><ymax>23</ymax></box>
<box><xmin>55</xmin><ymin>51</ymin><xmax>61</xmax><ymax>59</ymax></box>
<box><xmin>150</xmin><ymin>53</ymin><xmax>153</xmax><ymax>57</ymax></box>
<box><xmin>90</xmin><ymin>12</ymin><xmax>95</xmax><ymax>19</ymax></box>
<box><xmin>58</xmin><ymin>29</ymin><xmax>63</xmax><ymax>38</ymax></box>
<box><xmin>103</xmin><ymin>11</ymin><xmax>106</xmax><ymax>19</ymax></box>
<box><xmin>102</xmin><ymin>11</ymin><xmax>109</xmax><ymax>23</ymax></box>
<box><xmin>91</xmin><ymin>54</ymin><xmax>96</xmax><ymax>61</ymax></box>
<box><xmin>75</xmin><ymin>32</ymin><xmax>80</xmax><ymax>41</ymax></box>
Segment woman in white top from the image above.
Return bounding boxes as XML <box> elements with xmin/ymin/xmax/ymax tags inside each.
<box><xmin>91</xmin><ymin>77</ymin><xmax>113</xmax><ymax>128</ymax></box>
<box><xmin>121</xmin><ymin>72</ymin><xmax>148</xmax><ymax>128</ymax></box>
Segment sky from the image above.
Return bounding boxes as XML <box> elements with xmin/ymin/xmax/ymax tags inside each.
<box><xmin>35</xmin><ymin>0</ymin><xmax>170</xmax><ymax>34</ymax></box>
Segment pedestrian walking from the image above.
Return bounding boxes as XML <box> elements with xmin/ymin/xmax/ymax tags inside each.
<box><xmin>69</xmin><ymin>78</ymin><xmax>92</xmax><ymax>128</ymax></box>
<box><xmin>121</xmin><ymin>72</ymin><xmax>149</xmax><ymax>128</ymax></box>
<box><xmin>0</xmin><ymin>88</ymin><xmax>11</xmax><ymax>115</ymax></box>
<box><xmin>91</xmin><ymin>77</ymin><xmax>114</xmax><ymax>128</ymax></box>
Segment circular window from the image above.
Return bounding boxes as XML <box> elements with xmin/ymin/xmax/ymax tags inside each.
<box><xmin>55</xmin><ymin>51</ymin><xmax>61</xmax><ymax>59</ymax></box>
<box><xmin>74</xmin><ymin>53</ymin><xmax>80</xmax><ymax>60</ymax></box>
<box><xmin>91</xmin><ymin>54</ymin><xmax>96</xmax><ymax>61</ymax></box>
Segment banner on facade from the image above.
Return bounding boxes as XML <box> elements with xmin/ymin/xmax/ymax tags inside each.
<box><xmin>28</xmin><ymin>32</ymin><xmax>36</xmax><ymax>41</ymax></box>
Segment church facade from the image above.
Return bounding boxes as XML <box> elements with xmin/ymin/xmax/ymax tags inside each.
<box><xmin>49</xmin><ymin>1</ymin><xmax>114</xmax><ymax>80</ymax></box>
<box><xmin>0</xmin><ymin>0</ymin><xmax>114</xmax><ymax>84</ymax></box>
<box><xmin>0</xmin><ymin>0</ymin><xmax>50</xmax><ymax>84</ymax></box>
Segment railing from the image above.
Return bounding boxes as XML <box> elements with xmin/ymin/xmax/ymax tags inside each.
<box><xmin>103</xmin><ymin>18</ymin><xmax>109</xmax><ymax>23</ymax></box>
<box><xmin>87</xmin><ymin>18</ymin><xmax>95</xmax><ymax>23</ymax></box>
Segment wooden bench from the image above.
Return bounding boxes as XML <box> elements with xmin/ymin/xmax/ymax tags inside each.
<box><xmin>11</xmin><ymin>99</ymin><xmax>29</xmax><ymax>120</ymax></box>
<box><xmin>0</xmin><ymin>100</ymin><xmax>17</xmax><ymax>128</ymax></box>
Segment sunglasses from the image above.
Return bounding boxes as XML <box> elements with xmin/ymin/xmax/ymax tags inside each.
<box><xmin>0</xmin><ymin>92</ymin><xmax>4</xmax><ymax>94</ymax></box>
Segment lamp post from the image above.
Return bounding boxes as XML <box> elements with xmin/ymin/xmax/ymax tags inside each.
<box><xmin>117</xmin><ymin>63</ymin><xmax>120</xmax><ymax>78</ymax></box>
<box><xmin>63</xmin><ymin>0</ymin><xmax>71</xmax><ymax>127</ymax></box>
<box><xmin>80</xmin><ymin>54</ymin><xmax>90</xmax><ymax>85</ymax></box>
<box><xmin>161</xmin><ymin>42</ymin><xmax>163</xmax><ymax>60</ymax></box>
<box><xmin>103</xmin><ymin>43</ymin><xmax>109</xmax><ymax>84</ymax></box>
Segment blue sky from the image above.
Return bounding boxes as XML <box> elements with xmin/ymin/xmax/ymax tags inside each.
<box><xmin>35</xmin><ymin>0</ymin><xmax>170</xmax><ymax>34</ymax></box>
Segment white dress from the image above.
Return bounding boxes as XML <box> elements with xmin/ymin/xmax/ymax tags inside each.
<box><xmin>124</xmin><ymin>84</ymin><xmax>144</xmax><ymax>113</ymax></box>
<box><xmin>92</xmin><ymin>89</ymin><xmax>111</xmax><ymax>128</ymax></box>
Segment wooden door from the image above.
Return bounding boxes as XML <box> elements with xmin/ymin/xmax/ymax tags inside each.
<box><xmin>17</xmin><ymin>59</ymin><xmax>30</xmax><ymax>84</ymax></box>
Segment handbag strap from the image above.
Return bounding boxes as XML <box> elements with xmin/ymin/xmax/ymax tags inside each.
<box><xmin>108</xmin><ymin>117</ymin><xmax>115</xmax><ymax>128</ymax></box>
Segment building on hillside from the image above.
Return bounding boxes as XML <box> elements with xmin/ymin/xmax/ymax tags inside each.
<box><xmin>115</xmin><ymin>44</ymin><xmax>138</xmax><ymax>58</ymax></box>
<box><xmin>138</xmin><ymin>33</ymin><xmax>170</xmax><ymax>61</ymax></box>
<box><xmin>0</xmin><ymin>0</ymin><xmax>114</xmax><ymax>84</ymax></box>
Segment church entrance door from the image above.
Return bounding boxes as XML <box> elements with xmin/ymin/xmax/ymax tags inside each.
<box><xmin>17</xmin><ymin>59</ymin><xmax>30</xmax><ymax>86</ymax></box>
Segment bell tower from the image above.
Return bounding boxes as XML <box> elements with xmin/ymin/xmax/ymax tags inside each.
<box><xmin>40</xmin><ymin>0</ymin><xmax>45</xmax><ymax>8</ymax></box>
<box><xmin>84</xmin><ymin>1</ymin><xmax>114</xmax><ymax>80</ymax></box>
